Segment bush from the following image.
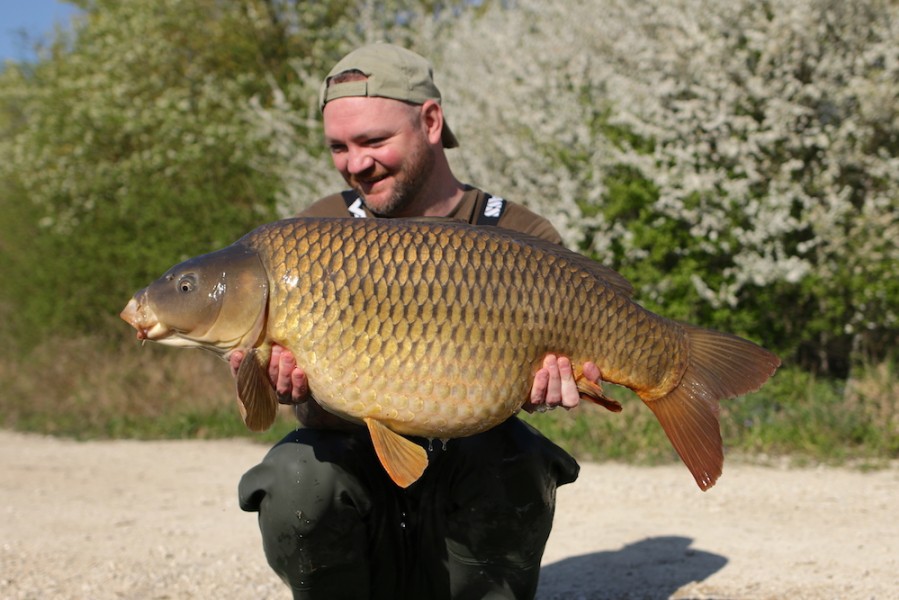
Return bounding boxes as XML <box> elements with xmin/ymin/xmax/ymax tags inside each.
<box><xmin>0</xmin><ymin>0</ymin><xmax>295</xmax><ymax>343</ymax></box>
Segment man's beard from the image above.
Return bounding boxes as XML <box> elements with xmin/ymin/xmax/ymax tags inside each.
<box><xmin>355</xmin><ymin>142</ymin><xmax>435</xmax><ymax>217</ymax></box>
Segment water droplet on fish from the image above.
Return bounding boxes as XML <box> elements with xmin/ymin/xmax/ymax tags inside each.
<box><xmin>427</xmin><ymin>438</ymin><xmax>434</xmax><ymax>452</ymax></box>
<box><xmin>440</xmin><ymin>438</ymin><xmax>449</xmax><ymax>451</ymax></box>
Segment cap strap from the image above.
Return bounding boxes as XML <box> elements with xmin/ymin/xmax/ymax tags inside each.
<box><xmin>321</xmin><ymin>80</ymin><xmax>369</xmax><ymax>106</ymax></box>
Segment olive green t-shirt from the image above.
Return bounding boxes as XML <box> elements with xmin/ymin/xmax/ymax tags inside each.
<box><xmin>299</xmin><ymin>186</ymin><xmax>562</xmax><ymax>245</ymax></box>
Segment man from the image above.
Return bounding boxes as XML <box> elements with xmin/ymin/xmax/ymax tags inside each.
<box><xmin>233</xmin><ymin>43</ymin><xmax>599</xmax><ymax>600</ymax></box>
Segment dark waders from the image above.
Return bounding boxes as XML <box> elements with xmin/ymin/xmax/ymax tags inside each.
<box><xmin>239</xmin><ymin>417</ymin><xmax>579</xmax><ymax>600</ymax></box>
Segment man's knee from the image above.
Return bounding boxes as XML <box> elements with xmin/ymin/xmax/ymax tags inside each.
<box><xmin>238</xmin><ymin>431</ymin><xmax>377</xmax><ymax>597</ymax></box>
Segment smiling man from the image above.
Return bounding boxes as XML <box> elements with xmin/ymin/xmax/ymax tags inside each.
<box><xmin>232</xmin><ymin>43</ymin><xmax>599</xmax><ymax>600</ymax></box>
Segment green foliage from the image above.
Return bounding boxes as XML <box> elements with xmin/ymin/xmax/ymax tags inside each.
<box><xmin>0</xmin><ymin>0</ymin><xmax>301</xmax><ymax>344</ymax></box>
<box><xmin>720</xmin><ymin>362</ymin><xmax>899</xmax><ymax>461</ymax></box>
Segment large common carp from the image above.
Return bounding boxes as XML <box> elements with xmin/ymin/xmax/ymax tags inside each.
<box><xmin>121</xmin><ymin>217</ymin><xmax>779</xmax><ymax>490</ymax></box>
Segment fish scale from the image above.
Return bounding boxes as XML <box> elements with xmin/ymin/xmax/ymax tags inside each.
<box><xmin>121</xmin><ymin>216</ymin><xmax>779</xmax><ymax>489</ymax></box>
<box><xmin>250</xmin><ymin>218</ymin><xmax>671</xmax><ymax>436</ymax></box>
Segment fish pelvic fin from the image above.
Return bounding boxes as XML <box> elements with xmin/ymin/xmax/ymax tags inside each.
<box><xmin>575</xmin><ymin>376</ymin><xmax>623</xmax><ymax>413</ymax></box>
<box><xmin>646</xmin><ymin>325</ymin><xmax>781</xmax><ymax>491</ymax></box>
<box><xmin>365</xmin><ymin>418</ymin><xmax>428</xmax><ymax>488</ymax></box>
<box><xmin>236</xmin><ymin>347</ymin><xmax>279</xmax><ymax>432</ymax></box>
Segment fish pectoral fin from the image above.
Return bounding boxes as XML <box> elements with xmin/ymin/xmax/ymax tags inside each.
<box><xmin>575</xmin><ymin>369</ymin><xmax>622</xmax><ymax>413</ymax></box>
<box><xmin>364</xmin><ymin>418</ymin><xmax>428</xmax><ymax>488</ymax></box>
<box><xmin>236</xmin><ymin>347</ymin><xmax>279</xmax><ymax>432</ymax></box>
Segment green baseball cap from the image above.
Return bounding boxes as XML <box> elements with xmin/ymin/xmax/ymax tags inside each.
<box><xmin>319</xmin><ymin>43</ymin><xmax>459</xmax><ymax>148</ymax></box>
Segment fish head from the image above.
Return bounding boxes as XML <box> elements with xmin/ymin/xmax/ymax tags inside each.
<box><xmin>120</xmin><ymin>244</ymin><xmax>269</xmax><ymax>356</ymax></box>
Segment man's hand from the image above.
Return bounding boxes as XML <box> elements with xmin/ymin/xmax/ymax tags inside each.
<box><xmin>229</xmin><ymin>345</ymin><xmax>309</xmax><ymax>405</ymax></box>
<box><xmin>526</xmin><ymin>355</ymin><xmax>600</xmax><ymax>413</ymax></box>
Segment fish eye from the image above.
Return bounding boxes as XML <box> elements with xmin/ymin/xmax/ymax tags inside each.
<box><xmin>177</xmin><ymin>274</ymin><xmax>197</xmax><ymax>293</ymax></box>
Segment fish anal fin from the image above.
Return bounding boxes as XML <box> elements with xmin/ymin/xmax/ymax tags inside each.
<box><xmin>236</xmin><ymin>347</ymin><xmax>278</xmax><ymax>432</ymax></box>
<box><xmin>575</xmin><ymin>376</ymin><xmax>622</xmax><ymax>413</ymax></box>
<box><xmin>365</xmin><ymin>418</ymin><xmax>428</xmax><ymax>488</ymax></box>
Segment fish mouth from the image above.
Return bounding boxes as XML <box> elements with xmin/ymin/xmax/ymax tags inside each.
<box><xmin>119</xmin><ymin>297</ymin><xmax>172</xmax><ymax>341</ymax></box>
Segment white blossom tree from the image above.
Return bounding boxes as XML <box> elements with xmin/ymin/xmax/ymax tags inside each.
<box><xmin>425</xmin><ymin>0</ymin><xmax>898</xmax><ymax>372</ymax></box>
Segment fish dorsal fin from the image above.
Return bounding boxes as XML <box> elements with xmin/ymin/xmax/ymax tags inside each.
<box><xmin>236</xmin><ymin>347</ymin><xmax>279</xmax><ymax>432</ymax></box>
<box><xmin>364</xmin><ymin>418</ymin><xmax>428</xmax><ymax>488</ymax></box>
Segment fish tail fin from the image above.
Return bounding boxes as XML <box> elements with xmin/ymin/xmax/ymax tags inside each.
<box><xmin>646</xmin><ymin>325</ymin><xmax>780</xmax><ymax>491</ymax></box>
<box><xmin>365</xmin><ymin>418</ymin><xmax>428</xmax><ymax>488</ymax></box>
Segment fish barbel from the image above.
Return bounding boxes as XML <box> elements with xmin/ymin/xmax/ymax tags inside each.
<box><xmin>120</xmin><ymin>217</ymin><xmax>780</xmax><ymax>489</ymax></box>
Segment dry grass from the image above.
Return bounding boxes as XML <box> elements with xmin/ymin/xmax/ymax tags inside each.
<box><xmin>845</xmin><ymin>360</ymin><xmax>899</xmax><ymax>444</ymax></box>
<box><xmin>0</xmin><ymin>333</ymin><xmax>291</xmax><ymax>441</ymax></box>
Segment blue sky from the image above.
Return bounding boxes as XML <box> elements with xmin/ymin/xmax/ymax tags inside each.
<box><xmin>0</xmin><ymin>0</ymin><xmax>81</xmax><ymax>62</ymax></box>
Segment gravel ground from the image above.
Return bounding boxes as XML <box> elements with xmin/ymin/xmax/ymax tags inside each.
<box><xmin>2</xmin><ymin>430</ymin><xmax>896</xmax><ymax>599</ymax></box>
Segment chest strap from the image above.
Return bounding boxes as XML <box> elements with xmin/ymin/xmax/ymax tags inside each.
<box><xmin>340</xmin><ymin>190</ymin><xmax>506</xmax><ymax>225</ymax></box>
<box><xmin>341</xmin><ymin>190</ymin><xmax>367</xmax><ymax>218</ymax></box>
<box><xmin>475</xmin><ymin>193</ymin><xmax>506</xmax><ymax>226</ymax></box>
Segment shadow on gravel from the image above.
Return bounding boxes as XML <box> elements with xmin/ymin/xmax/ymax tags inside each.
<box><xmin>537</xmin><ymin>535</ymin><xmax>727</xmax><ymax>600</ymax></box>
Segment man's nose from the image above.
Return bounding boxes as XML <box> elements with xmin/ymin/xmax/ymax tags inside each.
<box><xmin>347</xmin><ymin>149</ymin><xmax>375</xmax><ymax>174</ymax></box>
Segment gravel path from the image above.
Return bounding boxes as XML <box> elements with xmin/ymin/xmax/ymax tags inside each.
<box><xmin>2</xmin><ymin>430</ymin><xmax>896</xmax><ymax>599</ymax></box>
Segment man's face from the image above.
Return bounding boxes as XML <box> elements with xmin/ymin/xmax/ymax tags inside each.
<box><xmin>323</xmin><ymin>96</ymin><xmax>436</xmax><ymax>217</ymax></box>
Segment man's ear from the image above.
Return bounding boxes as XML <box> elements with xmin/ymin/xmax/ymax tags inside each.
<box><xmin>420</xmin><ymin>100</ymin><xmax>444</xmax><ymax>146</ymax></box>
